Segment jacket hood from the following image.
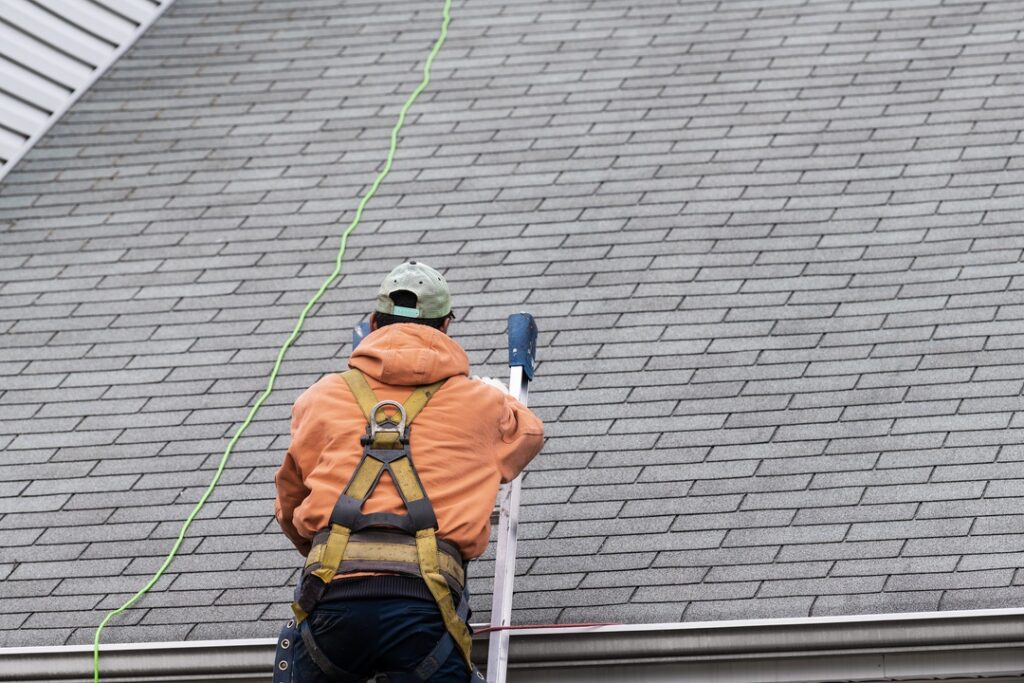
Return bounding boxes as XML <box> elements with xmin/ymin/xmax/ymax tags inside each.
<box><xmin>349</xmin><ymin>323</ymin><xmax>469</xmax><ymax>385</ymax></box>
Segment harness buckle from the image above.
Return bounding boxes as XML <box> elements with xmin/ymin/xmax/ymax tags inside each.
<box><xmin>368</xmin><ymin>400</ymin><xmax>407</xmax><ymax>441</ymax></box>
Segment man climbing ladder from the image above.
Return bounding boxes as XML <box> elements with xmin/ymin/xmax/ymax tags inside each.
<box><xmin>273</xmin><ymin>261</ymin><xmax>545</xmax><ymax>682</ymax></box>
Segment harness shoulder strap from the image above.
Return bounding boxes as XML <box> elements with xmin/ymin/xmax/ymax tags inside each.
<box><xmin>340</xmin><ymin>369</ymin><xmax>378</xmax><ymax>420</ymax></box>
<box><xmin>340</xmin><ymin>369</ymin><xmax>446</xmax><ymax>427</ymax></box>
<box><xmin>338</xmin><ymin>369</ymin><xmax>445</xmax><ymax>512</ymax></box>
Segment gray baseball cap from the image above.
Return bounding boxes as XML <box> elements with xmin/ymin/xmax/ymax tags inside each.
<box><xmin>375</xmin><ymin>261</ymin><xmax>452</xmax><ymax>319</ymax></box>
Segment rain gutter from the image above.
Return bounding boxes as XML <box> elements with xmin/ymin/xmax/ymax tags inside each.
<box><xmin>2</xmin><ymin>608</ymin><xmax>1024</xmax><ymax>682</ymax></box>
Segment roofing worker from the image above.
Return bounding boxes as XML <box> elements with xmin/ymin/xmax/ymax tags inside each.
<box><xmin>273</xmin><ymin>261</ymin><xmax>545</xmax><ymax>682</ymax></box>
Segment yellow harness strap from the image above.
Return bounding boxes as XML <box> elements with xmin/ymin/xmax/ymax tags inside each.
<box><xmin>312</xmin><ymin>523</ymin><xmax>351</xmax><ymax>585</ymax></box>
<box><xmin>416</xmin><ymin>528</ymin><xmax>475</xmax><ymax>668</ymax></box>
<box><xmin>341</xmin><ymin>369</ymin><xmax>444</xmax><ymax>426</ymax></box>
<box><xmin>304</xmin><ymin>534</ymin><xmax>467</xmax><ymax>588</ymax></box>
<box><xmin>346</xmin><ymin>458</ymin><xmax>386</xmax><ymax>501</ymax></box>
<box><xmin>317</xmin><ymin>369</ymin><xmax>474</xmax><ymax>669</ymax></box>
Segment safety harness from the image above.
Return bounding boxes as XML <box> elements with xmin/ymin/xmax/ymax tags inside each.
<box><xmin>274</xmin><ymin>369</ymin><xmax>482</xmax><ymax>682</ymax></box>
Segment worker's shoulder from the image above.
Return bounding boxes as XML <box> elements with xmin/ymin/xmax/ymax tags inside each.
<box><xmin>437</xmin><ymin>374</ymin><xmax>508</xmax><ymax>412</ymax></box>
<box><xmin>439</xmin><ymin>373</ymin><xmax>486</xmax><ymax>395</ymax></box>
<box><xmin>294</xmin><ymin>372</ymin><xmax>349</xmax><ymax>409</ymax></box>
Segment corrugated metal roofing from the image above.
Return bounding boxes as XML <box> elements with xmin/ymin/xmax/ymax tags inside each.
<box><xmin>0</xmin><ymin>0</ymin><xmax>172</xmax><ymax>179</ymax></box>
<box><xmin>1</xmin><ymin>0</ymin><xmax>1024</xmax><ymax>652</ymax></box>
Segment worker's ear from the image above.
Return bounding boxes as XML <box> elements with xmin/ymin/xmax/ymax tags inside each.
<box><xmin>370</xmin><ymin>312</ymin><xmax>379</xmax><ymax>331</ymax></box>
<box><xmin>440</xmin><ymin>317</ymin><xmax>451</xmax><ymax>334</ymax></box>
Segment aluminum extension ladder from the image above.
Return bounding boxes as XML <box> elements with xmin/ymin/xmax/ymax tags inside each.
<box><xmin>486</xmin><ymin>313</ymin><xmax>538</xmax><ymax>683</ymax></box>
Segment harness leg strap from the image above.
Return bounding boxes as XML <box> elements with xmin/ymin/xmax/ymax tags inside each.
<box><xmin>411</xmin><ymin>589</ymin><xmax>480</xmax><ymax>681</ymax></box>
<box><xmin>414</xmin><ymin>529</ymin><xmax>475</xmax><ymax>670</ymax></box>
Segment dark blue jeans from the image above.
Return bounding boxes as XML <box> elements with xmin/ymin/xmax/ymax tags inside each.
<box><xmin>294</xmin><ymin>598</ymin><xmax>470</xmax><ymax>682</ymax></box>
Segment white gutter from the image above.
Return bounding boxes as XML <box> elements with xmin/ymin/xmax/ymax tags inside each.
<box><xmin>3</xmin><ymin>608</ymin><xmax>1024</xmax><ymax>682</ymax></box>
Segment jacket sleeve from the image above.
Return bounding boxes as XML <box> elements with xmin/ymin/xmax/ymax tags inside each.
<box><xmin>495</xmin><ymin>393</ymin><xmax>544</xmax><ymax>483</ymax></box>
<box><xmin>274</xmin><ymin>389</ymin><xmax>315</xmax><ymax>556</ymax></box>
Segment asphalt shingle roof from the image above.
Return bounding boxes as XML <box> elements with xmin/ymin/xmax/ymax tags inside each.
<box><xmin>2</xmin><ymin>0</ymin><xmax>1024</xmax><ymax>647</ymax></box>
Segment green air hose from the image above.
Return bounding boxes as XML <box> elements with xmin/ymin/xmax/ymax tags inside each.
<box><xmin>92</xmin><ymin>1</ymin><xmax>453</xmax><ymax>680</ymax></box>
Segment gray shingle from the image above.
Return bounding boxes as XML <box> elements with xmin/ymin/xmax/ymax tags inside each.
<box><xmin>741</xmin><ymin>487</ymin><xmax>863</xmax><ymax>511</ymax></box>
<box><xmin>940</xmin><ymin>586</ymin><xmax>1024</xmax><ymax>611</ymax></box>
<box><xmin>812</xmin><ymin>591</ymin><xmax>942</xmax><ymax>616</ymax></box>
<box><xmin>888</xmin><ymin>568</ymin><xmax>1013</xmax><ymax>592</ymax></box>
<box><xmin>918</xmin><ymin>496</ymin><xmax>1024</xmax><ymax>520</ymax></box>
<box><xmin>706</xmin><ymin>561</ymin><xmax>830</xmax><ymax>583</ymax></box>
<box><xmin>848</xmin><ymin>517</ymin><xmax>973</xmax><ymax>541</ymax></box>
<box><xmin>971</xmin><ymin>514</ymin><xmax>1024</xmax><ymax>536</ymax></box>
<box><xmin>635</xmin><ymin>581</ymin><xmax>759</xmax><ymax>603</ymax></box>
<box><xmin>686</xmin><ymin>596</ymin><xmax>814</xmax><ymax>621</ymax></box>
<box><xmin>724</xmin><ymin>524</ymin><xmax>849</xmax><ymax>548</ymax></box>
<box><xmin>862</xmin><ymin>481</ymin><xmax>985</xmax><ymax>504</ymax></box>
<box><xmin>905</xmin><ymin>533</ymin><xmax>1024</xmax><ymax>557</ymax></box>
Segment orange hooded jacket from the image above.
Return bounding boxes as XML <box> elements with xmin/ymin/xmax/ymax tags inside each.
<box><xmin>274</xmin><ymin>323</ymin><xmax>545</xmax><ymax>561</ymax></box>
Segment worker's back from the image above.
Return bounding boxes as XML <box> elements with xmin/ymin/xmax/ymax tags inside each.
<box><xmin>273</xmin><ymin>261</ymin><xmax>544</xmax><ymax>682</ymax></box>
<box><xmin>275</xmin><ymin>322</ymin><xmax>544</xmax><ymax>561</ymax></box>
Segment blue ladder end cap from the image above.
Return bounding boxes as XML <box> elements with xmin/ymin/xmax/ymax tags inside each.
<box><xmin>507</xmin><ymin>312</ymin><xmax>537</xmax><ymax>380</ymax></box>
<box><xmin>353</xmin><ymin>321</ymin><xmax>371</xmax><ymax>349</ymax></box>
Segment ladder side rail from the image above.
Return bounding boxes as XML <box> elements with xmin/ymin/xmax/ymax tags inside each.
<box><xmin>487</xmin><ymin>366</ymin><xmax>529</xmax><ymax>683</ymax></box>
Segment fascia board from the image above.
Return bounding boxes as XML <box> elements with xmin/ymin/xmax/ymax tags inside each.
<box><xmin>2</xmin><ymin>608</ymin><xmax>1023</xmax><ymax>682</ymax></box>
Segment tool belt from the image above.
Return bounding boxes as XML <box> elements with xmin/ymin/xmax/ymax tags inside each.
<box><xmin>279</xmin><ymin>369</ymin><xmax>480</xmax><ymax>681</ymax></box>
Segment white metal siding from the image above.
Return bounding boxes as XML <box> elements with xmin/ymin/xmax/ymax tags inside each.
<box><xmin>0</xmin><ymin>0</ymin><xmax>174</xmax><ymax>180</ymax></box>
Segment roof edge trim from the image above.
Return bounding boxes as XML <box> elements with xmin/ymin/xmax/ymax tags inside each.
<box><xmin>3</xmin><ymin>608</ymin><xmax>1023</xmax><ymax>682</ymax></box>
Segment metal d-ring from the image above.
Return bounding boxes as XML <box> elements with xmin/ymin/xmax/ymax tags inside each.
<box><xmin>369</xmin><ymin>400</ymin><xmax>407</xmax><ymax>438</ymax></box>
